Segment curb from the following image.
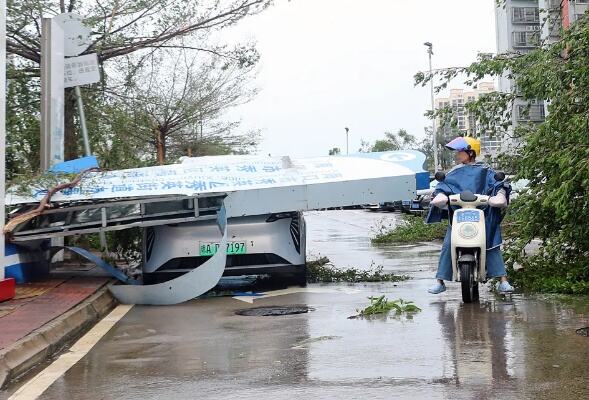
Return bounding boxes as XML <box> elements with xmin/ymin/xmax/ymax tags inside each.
<box><xmin>0</xmin><ymin>285</ymin><xmax>118</xmax><ymax>389</ymax></box>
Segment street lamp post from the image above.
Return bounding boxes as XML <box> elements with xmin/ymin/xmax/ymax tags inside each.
<box><xmin>344</xmin><ymin>127</ymin><xmax>349</xmax><ymax>155</ymax></box>
<box><xmin>424</xmin><ymin>42</ymin><xmax>439</xmax><ymax>172</ymax></box>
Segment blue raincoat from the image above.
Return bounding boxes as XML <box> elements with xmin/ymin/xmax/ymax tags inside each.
<box><xmin>426</xmin><ymin>162</ymin><xmax>511</xmax><ymax>281</ymax></box>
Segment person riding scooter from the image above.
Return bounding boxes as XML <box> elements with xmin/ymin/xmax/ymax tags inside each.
<box><xmin>426</xmin><ymin>136</ymin><xmax>514</xmax><ymax>294</ymax></box>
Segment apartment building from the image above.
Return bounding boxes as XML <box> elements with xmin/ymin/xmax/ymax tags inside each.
<box><xmin>540</xmin><ymin>0</ymin><xmax>589</xmax><ymax>42</ymax></box>
<box><xmin>494</xmin><ymin>0</ymin><xmax>588</xmax><ymax>155</ymax></box>
<box><xmin>495</xmin><ymin>0</ymin><xmax>545</xmax><ymax>147</ymax></box>
<box><xmin>434</xmin><ymin>82</ymin><xmax>499</xmax><ymax>158</ymax></box>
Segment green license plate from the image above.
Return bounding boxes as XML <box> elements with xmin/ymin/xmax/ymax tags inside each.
<box><xmin>199</xmin><ymin>241</ymin><xmax>247</xmax><ymax>256</ymax></box>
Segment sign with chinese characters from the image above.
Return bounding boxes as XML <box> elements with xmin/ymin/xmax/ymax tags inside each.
<box><xmin>6</xmin><ymin>151</ymin><xmax>427</xmax><ymax>205</ymax></box>
<box><xmin>64</xmin><ymin>53</ymin><xmax>100</xmax><ymax>88</ymax></box>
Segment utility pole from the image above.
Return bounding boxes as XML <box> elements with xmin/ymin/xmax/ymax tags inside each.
<box><xmin>424</xmin><ymin>42</ymin><xmax>438</xmax><ymax>172</ymax></box>
<box><xmin>344</xmin><ymin>127</ymin><xmax>349</xmax><ymax>155</ymax></box>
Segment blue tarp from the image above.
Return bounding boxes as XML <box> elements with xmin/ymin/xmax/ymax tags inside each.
<box><xmin>48</xmin><ymin>156</ymin><xmax>99</xmax><ymax>174</ymax></box>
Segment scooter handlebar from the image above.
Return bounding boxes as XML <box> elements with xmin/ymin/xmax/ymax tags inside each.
<box><xmin>449</xmin><ymin>193</ymin><xmax>490</xmax><ymax>208</ymax></box>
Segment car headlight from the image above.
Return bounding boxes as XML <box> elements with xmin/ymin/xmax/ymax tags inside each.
<box><xmin>459</xmin><ymin>223</ymin><xmax>478</xmax><ymax>239</ymax></box>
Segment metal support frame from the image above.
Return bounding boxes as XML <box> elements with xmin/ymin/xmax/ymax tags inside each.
<box><xmin>8</xmin><ymin>194</ymin><xmax>225</xmax><ymax>242</ymax></box>
<box><xmin>74</xmin><ymin>86</ymin><xmax>92</xmax><ymax>156</ymax></box>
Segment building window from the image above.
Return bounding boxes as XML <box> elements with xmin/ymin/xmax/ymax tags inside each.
<box><xmin>512</xmin><ymin>7</ymin><xmax>540</xmax><ymax>23</ymax></box>
<box><xmin>513</xmin><ymin>31</ymin><xmax>540</xmax><ymax>47</ymax></box>
<box><xmin>516</xmin><ymin>104</ymin><xmax>545</xmax><ymax>121</ymax></box>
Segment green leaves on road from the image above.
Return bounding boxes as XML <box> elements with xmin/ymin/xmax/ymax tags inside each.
<box><xmin>372</xmin><ymin>215</ymin><xmax>446</xmax><ymax>244</ymax></box>
<box><xmin>351</xmin><ymin>295</ymin><xmax>422</xmax><ymax>319</ymax></box>
<box><xmin>306</xmin><ymin>257</ymin><xmax>409</xmax><ymax>283</ymax></box>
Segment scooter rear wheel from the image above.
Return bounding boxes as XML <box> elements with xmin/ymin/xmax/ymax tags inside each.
<box><xmin>460</xmin><ymin>262</ymin><xmax>479</xmax><ymax>303</ymax></box>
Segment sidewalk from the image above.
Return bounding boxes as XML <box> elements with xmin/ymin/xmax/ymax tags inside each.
<box><xmin>0</xmin><ymin>271</ymin><xmax>117</xmax><ymax>388</ymax></box>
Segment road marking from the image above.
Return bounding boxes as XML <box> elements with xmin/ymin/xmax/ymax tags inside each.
<box><xmin>9</xmin><ymin>304</ymin><xmax>134</xmax><ymax>400</ymax></box>
<box><xmin>232</xmin><ymin>287</ymin><xmax>360</xmax><ymax>303</ymax></box>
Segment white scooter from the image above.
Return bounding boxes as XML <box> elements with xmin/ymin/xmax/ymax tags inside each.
<box><xmin>434</xmin><ymin>171</ymin><xmax>506</xmax><ymax>303</ymax></box>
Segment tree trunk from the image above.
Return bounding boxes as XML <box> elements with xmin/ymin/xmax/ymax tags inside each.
<box><xmin>64</xmin><ymin>88</ymin><xmax>78</xmax><ymax>161</ymax></box>
<box><xmin>155</xmin><ymin>129</ymin><xmax>166</xmax><ymax>165</ymax></box>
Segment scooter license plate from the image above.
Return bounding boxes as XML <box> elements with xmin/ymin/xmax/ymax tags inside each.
<box><xmin>457</xmin><ymin>210</ymin><xmax>480</xmax><ymax>223</ymax></box>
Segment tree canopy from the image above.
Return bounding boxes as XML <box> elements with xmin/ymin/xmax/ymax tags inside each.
<box><xmin>5</xmin><ymin>0</ymin><xmax>269</xmax><ymax>175</ymax></box>
<box><xmin>7</xmin><ymin>0</ymin><xmax>271</xmax><ymax>66</ymax></box>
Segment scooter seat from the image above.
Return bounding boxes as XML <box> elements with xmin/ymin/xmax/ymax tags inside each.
<box><xmin>459</xmin><ymin>191</ymin><xmax>477</xmax><ymax>202</ymax></box>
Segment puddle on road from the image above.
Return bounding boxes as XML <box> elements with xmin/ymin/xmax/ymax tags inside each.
<box><xmin>305</xmin><ymin>210</ymin><xmax>439</xmax><ymax>278</ymax></box>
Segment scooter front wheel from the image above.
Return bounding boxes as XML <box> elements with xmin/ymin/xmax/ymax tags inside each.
<box><xmin>459</xmin><ymin>262</ymin><xmax>479</xmax><ymax>303</ymax></box>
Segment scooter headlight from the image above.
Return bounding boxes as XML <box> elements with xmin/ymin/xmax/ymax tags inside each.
<box><xmin>459</xmin><ymin>223</ymin><xmax>478</xmax><ymax>239</ymax></box>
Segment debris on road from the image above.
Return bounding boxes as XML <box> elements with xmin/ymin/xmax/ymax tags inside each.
<box><xmin>371</xmin><ymin>215</ymin><xmax>446</xmax><ymax>244</ymax></box>
<box><xmin>576</xmin><ymin>327</ymin><xmax>589</xmax><ymax>337</ymax></box>
<box><xmin>306</xmin><ymin>257</ymin><xmax>409</xmax><ymax>283</ymax></box>
<box><xmin>349</xmin><ymin>295</ymin><xmax>421</xmax><ymax>319</ymax></box>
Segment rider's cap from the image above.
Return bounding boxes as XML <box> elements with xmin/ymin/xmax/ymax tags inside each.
<box><xmin>445</xmin><ymin>136</ymin><xmax>481</xmax><ymax>157</ymax></box>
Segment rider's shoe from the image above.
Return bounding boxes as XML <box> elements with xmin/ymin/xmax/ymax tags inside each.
<box><xmin>497</xmin><ymin>281</ymin><xmax>514</xmax><ymax>293</ymax></box>
<box><xmin>428</xmin><ymin>282</ymin><xmax>446</xmax><ymax>294</ymax></box>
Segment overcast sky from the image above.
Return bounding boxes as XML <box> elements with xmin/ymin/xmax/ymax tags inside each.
<box><xmin>226</xmin><ymin>0</ymin><xmax>497</xmax><ymax>157</ymax></box>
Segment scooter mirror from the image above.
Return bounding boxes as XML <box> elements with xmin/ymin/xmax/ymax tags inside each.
<box><xmin>435</xmin><ymin>171</ymin><xmax>446</xmax><ymax>182</ymax></box>
<box><xmin>494</xmin><ymin>171</ymin><xmax>506</xmax><ymax>181</ymax></box>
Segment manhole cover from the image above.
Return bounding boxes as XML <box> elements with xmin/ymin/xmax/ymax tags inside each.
<box><xmin>236</xmin><ymin>305</ymin><xmax>315</xmax><ymax>317</ymax></box>
<box><xmin>576</xmin><ymin>327</ymin><xmax>589</xmax><ymax>337</ymax></box>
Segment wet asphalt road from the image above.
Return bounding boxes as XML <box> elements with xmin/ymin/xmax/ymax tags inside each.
<box><xmin>8</xmin><ymin>210</ymin><xmax>589</xmax><ymax>399</ymax></box>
